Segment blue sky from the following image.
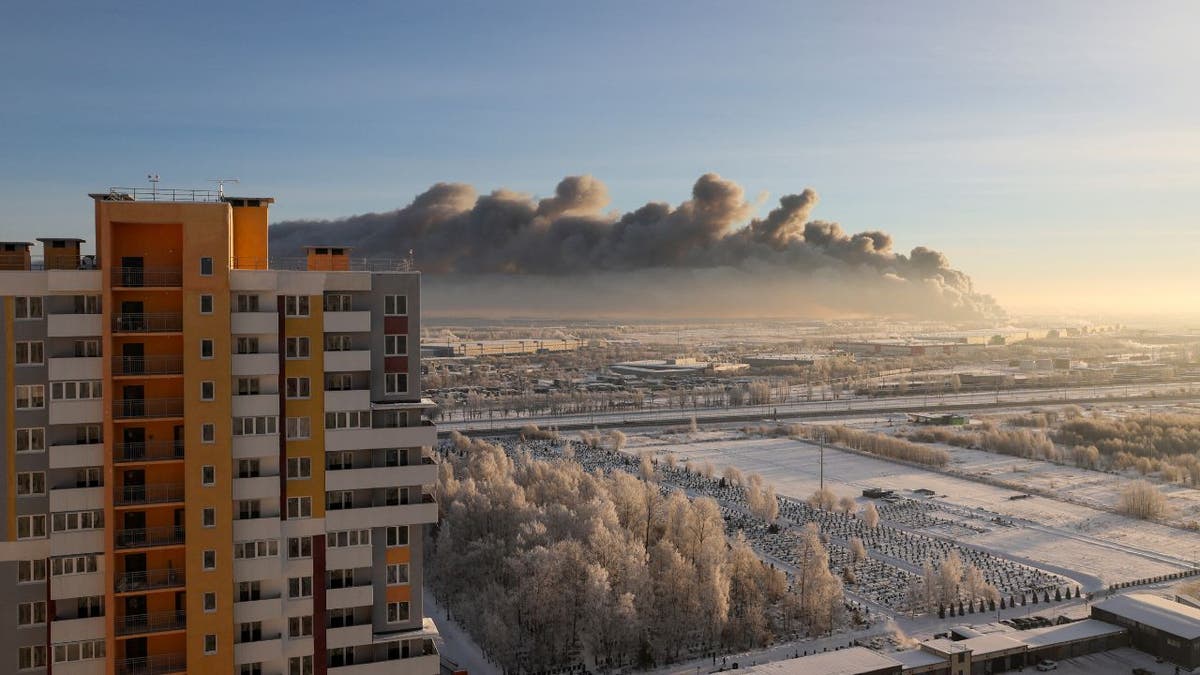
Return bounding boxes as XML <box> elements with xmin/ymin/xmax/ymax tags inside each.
<box><xmin>1</xmin><ymin>1</ymin><xmax>1197</xmax><ymax>312</ymax></box>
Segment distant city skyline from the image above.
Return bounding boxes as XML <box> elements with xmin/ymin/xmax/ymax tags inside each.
<box><xmin>2</xmin><ymin>1</ymin><xmax>1197</xmax><ymax>315</ymax></box>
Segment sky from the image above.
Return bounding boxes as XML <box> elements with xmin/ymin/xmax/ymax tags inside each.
<box><xmin>1</xmin><ymin>1</ymin><xmax>1197</xmax><ymax>315</ymax></box>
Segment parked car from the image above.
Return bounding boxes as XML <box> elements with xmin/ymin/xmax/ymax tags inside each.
<box><xmin>1036</xmin><ymin>660</ymin><xmax>1058</xmax><ymax>672</ymax></box>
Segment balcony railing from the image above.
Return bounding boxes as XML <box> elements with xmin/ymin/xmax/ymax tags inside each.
<box><xmin>112</xmin><ymin>313</ymin><xmax>183</xmax><ymax>333</ymax></box>
<box><xmin>112</xmin><ymin>355</ymin><xmax>184</xmax><ymax>376</ymax></box>
<box><xmin>113</xmin><ymin>398</ymin><xmax>184</xmax><ymax>420</ymax></box>
<box><xmin>111</xmin><ymin>267</ymin><xmax>183</xmax><ymax>288</ymax></box>
<box><xmin>113</xmin><ymin>440</ymin><xmax>184</xmax><ymax>463</ymax></box>
<box><xmin>116</xmin><ymin>610</ymin><xmax>187</xmax><ymax>636</ymax></box>
<box><xmin>114</xmin><ymin>483</ymin><xmax>185</xmax><ymax>506</ymax></box>
<box><xmin>231</xmin><ymin>256</ymin><xmax>414</xmax><ymax>272</ymax></box>
<box><xmin>115</xmin><ymin>526</ymin><xmax>185</xmax><ymax>550</ymax></box>
<box><xmin>116</xmin><ymin>653</ymin><xmax>187</xmax><ymax>675</ymax></box>
<box><xmin>115</xmin><ymin>568</ymin><xmax>185</xmax><ymax>593</ymax></box>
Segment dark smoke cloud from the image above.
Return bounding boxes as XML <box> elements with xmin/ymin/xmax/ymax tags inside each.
<box><xmin>270</xmin><ymin>174</ymin><xmax>1003</xmax><ymax>319</ymax></box>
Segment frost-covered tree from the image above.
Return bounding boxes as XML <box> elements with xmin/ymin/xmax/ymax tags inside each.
<box><xmin>862</xmin><ymin>502</ymin><xmax>880</xmax><ymax>528</ymax></box>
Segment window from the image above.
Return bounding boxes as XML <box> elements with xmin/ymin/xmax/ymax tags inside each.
<box><xmin>73</xmin><ymin>339</ymin><xmax>101</xmax><ymax>357</ymax></box>
<box><xmin>236</xmin><ymin>377</ymin><xmax>260</xmax><ymax>395</ymax></box>
<box><xmin>385</xmin><ymin>373</ymin><xmax>408</xmax><ymax>394</ymax></box>
<box><xmin>204</xmin><ymin>634</ymin><xmax>217</xmax><ymax>655</ymax></box>
<box><xmin>53</xmin><ymin>638</ymin><xmax>105</xmax><ymax>663</ymax></box>
<box><xmin>233</xmin><ymin>416</ymin><xmax>277</xmax><ymax>436</ymax></box>
<box><xmin>51</xmin><ymin>380</ymin><xmax>103</xmax><ymax>400</ymax></box>
<box><xmin>201</xmin><ymin>380</ymin><xmax>215</xmax><ymax>400</ymax></box>
<box><xmin>385</xmin><ymin>487</ymin><xmax>407</xmax><ymax>506</ymax></box>
<box><xmin>287</xmin><ymin>457</ymin><xmax>311</xmax><ymax>479</ymax></box>
<box><xmin>73</xmin><ymin>295</ymin><xmax>101</xmax><ymax>314</ymax></box>
<box><xmin>289</xmin><ymin>656</ymin><xmax>314</xmax><ymax>675</ymax></box>
<box><xmin>235</xmin><ymin>294</ymin><xmax>259</xmax><ymax>312</ymax></box>
<box><xmin>386</xmin><ymin>601</ymin><xmax>410</xmax><ymax>623</ymax></box>
<box><xmin>239</xmin><ymin>621</ymin><xmax>263</xmax><ymax>643</ymax></box>
<box><xmin>203</xmin><ymin>592</ymin><xmax>217</xmax><ymax>612</ymax></box>
<box><xmin>387</xmin><ymin>563</ymin><xmax>410</xmax><ymax>585</ymax></box>
<box><xmin>75</xmin><ymin>467</ymin><xmax>101</xmax><ymax>487</ymax></box>
<box><xmin>285</xmin><ymin>336</ymin><xmax>310</xmax><ymax>359</ymax></box>
<box><xmin>15</xmin><ymin>427</ymin><xmax>45</xmax><ymax>453</ymax></box>
<box><xmin>286</xmin><ymin>496</ymin><xmax>312</xmax><ymax>519</ymax></box>
<box><xmin>75</xmin><ymin>596</ymin><xmax>103</xmax><ymax>618</ymax></box>
<box><xmin>15</xmin><ymin>341</ymin><xmax>43</xmax><ymax>365</ymax></box>
<box><xmin>203</xmin><ymin>550</ymin><xmax>216</xmax><ymax>570</ymax></box>
<box><xmin>51</xmin><ymin>554</ymin><xmax>98</xmax><ymax>576</ymax></box>
<box><xmin>202</xmin><ymin>507</ymin><xmax>216</xmax><ymax>527</ymax></box>
<box><xmin>51</xmin><ymin>510</ymin><xmax>103</xmax><ymax>532</ymax></box>
<box><xmin>326</xmin><ymin>373</ymin><xmax>354</xmax><ymax>391</ymax></box>
<box><xmin>327</xmin><ymin>529</ymin><xmax>371</xmax><ymax>548</ymax></box>
<box><xmin>18</xmin><ymin>601</ymin><xmax>47</xmax><ymax>625</ymax></box>
<box><xmin>285</xmin><ymin>377</ymin><xmax>310</xmax><ymax>398</ymax></box>
<box><xmin>202</xmin><ymin>465</ymin><xmax>215</xmax><ymax>486</ymax></box>
<box><xmin>200</xmin><ymin>257</ymin><xmax>214</xmax><ymax>276</ymax></box>
<box><xmin>384</xmin><ymin>334</ymin><xmax>407</xmax><ymax>356</ymax></box>
<box><xmin>386</xmin><ymin>525</ymin><xmax>409</xmax><ymax>547</ymax></box>
<box><xmin>328</xmin><ymin>451</ymin><xmax>353</xmax><ymax>470</ymax></box>
<box><xmin>200</xmin><ymin>294</ymin><xmax>214</xmax><ymax>314</ymax></box>
<box><xmin>233</xmin><ymin>540</ymin><xmax>279</xmax><ymax>559</ymax></box>
<box><xmin>201</xmin><ymin>338</ymin><xmax>214</xmax><ymax>359</ymax></box>
<box><xmin>287</xmin><ymin>576</ymin><xmax>313</xmax><ymax>599</ymax></box>
<box><xmin>14</xmin><ymin>296</ymin><xmax>43</xmax><ymax>319</ymax></box>
<box><xmin>238</xmin><ymin>500</ymin><xmax>261</xmax><ymax>519</ymax></box>
<box><xmin>288</xmin><ymin>615</ymin><xmax>313</xmax><ymax>638</ymax></box>
<box><xmin>324</xmin><ymin>293</ymin><xmax>352</xmax><ymax>312</ymax></box>
<box><xmin>19</xmin><ymin>646</ymin><xmax>47</xmax><ymax>670</ymax></box>
<box><xmin>327</xmin><ymin>568</ymin><xmax>354</xmax><ymax>589</ymax></box>
<box><xmin>76</xmin><ymin>424</ymin><xmax>101</xmax><ymax>444</ymax></box>
<box><xmin>330</xmin><ymin>646</ymin><xmax>355</xmax><ymax>668</ymax></box>
<box><xmin>17</xmin><ymin>515</ymin><xmax>47</xmax><ymax>539</ymax></box>
<box><xmin>288</xmin><ymin>536</ymin><xmax>313</xmax><ymax>559</ymax></box>
<box><xmin>235</xmin><ymin>336</ymin><xmax>259</xmax><ymax>354</ymax></box>
<box><xmin>324</xmin><ymin>410</ymin><xmax>371</xmax><ymax>429</ymax></box>
<box><xmin>284</xmin><ymin>296</ymin><xmax>309</xmax><ymax>317</ymax></box>
<box><xmin>238</xmin><ymin>581</ymin><xmax>262</xmax><ymax>601</ymax></box>
<box><xmin>16</xmin><ymin>471</ymin><xmax>46</xmax><ymax>496</ymax></box>
<box><xmin>15</xmin><ymin>384</ymin><xmax>45</xmax><ymax>409</ymax></box>
<box><xmin>238</xmin><ymin>459</ymin><xmax>260</xmax><ymax>478</ymax></box>
<box><xmin>240</xmin><ymin>664</ymin><xmax>263</xmax><ymax>675</ymax></box>
<box><xmin>18</xmin><ymin>559</ymin><xmax>47</xmax><ymax>583</ymax></box>
<box><xmin>285</xmin><ymin>416</ymin><xmax>310</xmax><ymax>440</ymax></box>
<box><xmin>385</xmin><ymin>294</ymin><xmax>407</xmax><ymax>316</ymax></box>
<box><xmin>327</xmin><ymin>491</ymin><xmax>353</xmax><ymax>510</ymax></box>
<box><xmin>202</xmin><ymin>423</ymin><xmax>216</xmax><ymax>443</ymax></box>
<box><xmin>325</xmin><ymin>334</ymin><xmax>352</xmax><ymax>351</ymax></box>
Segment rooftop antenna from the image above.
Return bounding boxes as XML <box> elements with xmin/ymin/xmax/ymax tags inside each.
<box><xmin>147</xmin><ymin>174</ymin><xmax>160</xmax><ymax>196</ymax></box>
<box><xmin>208</xmin><ymin>178</ymin><xmax>240</xmax><ymax>198</ymax></box>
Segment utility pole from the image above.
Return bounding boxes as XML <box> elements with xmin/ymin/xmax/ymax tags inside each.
<box><xmin>818</xmin><ymin>428</ymin><xmax>826</xmax><ymax>493</ymax></box>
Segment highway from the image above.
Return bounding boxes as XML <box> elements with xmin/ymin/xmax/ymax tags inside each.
<box><xmin>438</xmin><ymin>381</ymin><xmax>1198</xmax><ymax>436</ymax></box>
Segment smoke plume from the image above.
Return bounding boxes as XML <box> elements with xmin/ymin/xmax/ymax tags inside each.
<box><xmin>270</xmin><ymin>174</ymin><xmax>1003</xmax><ymax>319</ymax></box>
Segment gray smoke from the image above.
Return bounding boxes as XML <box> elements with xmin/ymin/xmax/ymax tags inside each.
<box><xmin>270</xmin><ymin>174</ymin><xmax>1003</xmax><ymax>319</ymax></box>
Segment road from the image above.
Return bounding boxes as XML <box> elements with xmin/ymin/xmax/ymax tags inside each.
<box><xmin>439</xmin><ymin>381</ymin><xmax>1197</xmax><ymax>435</ymax></box>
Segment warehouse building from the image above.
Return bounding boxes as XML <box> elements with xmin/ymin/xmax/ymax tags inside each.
<box><xmin>1092</xmin><ymin>593</ymin><xmax>1200</xmax><ymax>668</ymax></box>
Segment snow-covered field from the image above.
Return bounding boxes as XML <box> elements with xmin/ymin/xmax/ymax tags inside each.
<box><xmin>634</xmin><ymin>432</ymin><xmax>1200</xmax><ymax>585</ymax></box>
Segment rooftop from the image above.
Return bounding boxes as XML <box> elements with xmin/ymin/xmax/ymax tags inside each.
<box><xmin>1020</xmin><ymin>619</ymin><xmax>1125</xmax><ymax>647</ymax></box>
<box><xmin>738</xmin><ymin>647</ymin><xmax>902</xmax><ymax>675</ymax></box>
<box><xmin>1093</xmin><ymin>593</ymin><xmax>1200</xmax><ymax>640</ymax></box>
<box><xmin>90</xmin><ymin>186</ymin><xmax>275</xmax><ymax>204</ymax></box>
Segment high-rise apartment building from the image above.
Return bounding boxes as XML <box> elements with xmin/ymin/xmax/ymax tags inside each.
<box><xmin>0</xmin><ymin>187</ymin><xmax>440</xmax><ymax>675</ymax></box>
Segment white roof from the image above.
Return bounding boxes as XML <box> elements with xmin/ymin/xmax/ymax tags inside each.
<box><xmin>891</xmin><ymin>649</ymin><xmax>948</xmax><ymax>668</ymax></box>
<box><xmin>958</xmin><ymin>634</ymin><xmax>1026</xmax><ymax>656</ymax></box>
<box><xmin>1094</xmin><ymin>593</ymin><xmax>1200</xmax><ymax>640</ymax></box>
<box><xmin>740</xmin><ymin>647</ymin><xmax>901</xmax><ymax>675</ymax></box>
<box><xmin>1021</xmin><ymin>619</ymin><xmax>1125</xmax><ymax>647</ymax></box>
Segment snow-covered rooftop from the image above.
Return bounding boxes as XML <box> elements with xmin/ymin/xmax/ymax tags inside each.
<box><xmin>1020</xmin><ymin>619</ymin><xmax>1125</xmax><ymax>647</ymax></box>
<box><xmin>890</xmin><ymin>649</ymin><xmax>948</xmax><ymax>669</ymax></box>
<box><xmin>1093</xmin><ymin>593</ymin><xmax>1200</xmax><ymax>640</ymax></box>
<box><xmin>923</xmin><ymin>634</ymin><xmax>1024</xmax><ymax>658</ymax></box>
<box><xmin>740</xmin><ymin>647</ymin><xmax>902</xmax><ymax>675</ymax></box>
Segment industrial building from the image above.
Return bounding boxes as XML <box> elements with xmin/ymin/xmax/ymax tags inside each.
<box><xmin>0</xmin><ymin>187</ymin><xmax>440</xmax><ymax>675</ymax></box>
<box><xmin>833</xmin><ymin>339</ymin><xmax>981</xmax><ymax>357</ymax></box>
<box><xmin>1092</xmin><ymin>593</ymin><xmax>1200</xmax><ymax>668</ymax></box>
<box><xmin>420</xmin><ymin>337</ymin><xmax>584</xmax><ymax>358</ymax></box>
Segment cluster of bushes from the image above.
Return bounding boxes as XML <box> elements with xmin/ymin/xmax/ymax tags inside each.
<box><xmin>802</xmin><ymin>425</ymin><xmax>950</xmax><ymax>468</ymax></box>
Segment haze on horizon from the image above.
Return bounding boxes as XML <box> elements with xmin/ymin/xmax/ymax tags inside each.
<box><xmin>1</xmin><ymin>1</ymin><xmax>1197</xmax><ymax>318</ymax></box>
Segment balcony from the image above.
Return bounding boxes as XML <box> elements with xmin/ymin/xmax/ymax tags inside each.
<box><xmin>51</xmin><ymin>570</ymin><xmax>104</xmax><ymax>600</ymax></box>
<box><xmin>114</xmin><ymin>483</ymin><xmax>185</xmax><ymax>507</ymax></box>
<box><xmin>324</xmin><ymin>310</ymin><xmax>371</xmax><ymax>333</ymax></box>
<box><xmin>49</xmin><ymin>399</ymin><xmax>104</xmax><ymax>425</ymax></box>
<box><xmin>115</xmin><ymin>526</ymin><xmax>185</xmax><ymax>550</ymax></box>
<box><xmin>112</xmin><ymin>312</ymin><xmax>183</xmax><ymax>334</ymax></box>
<box><xmin>232</xmin><ymin>352</ymin><xmax>279</xmax><ymax>376</ymax></box>
<box><xmin>232</xmin><ymin>516</ymin><xmax>281</xmax><ymax>541</ymax></box>
<box><xmin>232</xmin><ymin>434</ymin><xmax>279</xmax><ymax>459</ymax></box>
<box><xmin>115</xmin><ymin>609</ymin><xmax>186</xmax><ymax>636</ymax></box>
<box><xmin>111</xmin><ymin>266</ymin><xmax>183</xmax><ymax>288</ymax></box>
<box><xmin>325</xmin><ymin>493</ymin><xmax>437</xmax><ymax>530</ymax></box>
<box><xmin>324</xmin><ymin>387</ymin><xmax>370</xmax><ymax>411</ymax></box>
<box><xmin>48</xmin><ymin>355</ymin><xmax>102</xmax><ymax>380</ymax></box>
<box><xmin>324</xmin><ymin>349</ymin><xmax>370</xmax><ymax>372</ymax></box>
<box><xmin>327</xmin><ymin>582</ymin><xmax>373</xmax><ymax>610</ymax></box>
<box><xmin>47</xmin><ymin>312</ymin><xmax>102</xmax><ymax>337</ymax></box>
<box><xmin>232</xmin><ymin>393</ymin><xmax>278</xmax><ymax>417</ymax></box>
<box><xmin>329</xmin><ymin>642</ymin><xmax>439</xmax><ymax>675</ymax></box>
<box><xmin>112</xmin><ymin>355</ymin><xmax>183</xmax><ymax>377</ymax></box>
<box><xmin>232</xmin><ymin>475</ymin><xmax>278</xmax><ymax>501</ymax></box>
<box><xmin>234</xmin><ymin>635</ymin><xmax>283</xmax><ymax>664</ymax></box>
<box><xmin>115</xmin><ymin>568</ymin><xmax>185</xmax><ymax>594</ymax></box>
<box><xmin>49</xmin><ymin>441</ymin><xmax>105</xmax><ymax>469</ymax></box>
<box><xmin>116</xmin><ymin>653</ymin><xmax>187</xmax><ymax>675</ymax></box>
<box><xmin>50</xmin><ymin>485</ymin><xmax>104</xmax><ymax>512</ymax></box>
<box><xmin>113</xmin><ymin>440</ymin><xmax>184</xmax><ymax>464</ymax></box>
<box><xmin>326</xmin><ymin>422</ymin><xmax>437</xmax><ymax>452</ymax></box>
<box><xmin>233</xmin><ymin>595</ymin><xmax>283</xmax><ymax>623</ymax></box>
<box><xmin>112</xmin><ymin>398</ymin><xmax>184</xmax><ymax>420</ymax></box>
<box><xmin>50</xmin><ymin>615</ymin><xmax>107</xmax><ymax>643</ymax></box>
<box><xmin>231</xmin><ymin>311</ymin><xmax>278</xmax><ymax>334</ymax></box>
<box><xmin>325</xmin><ymin>460</ymin><xmax>438</xmax><ymax>491</ymax></box>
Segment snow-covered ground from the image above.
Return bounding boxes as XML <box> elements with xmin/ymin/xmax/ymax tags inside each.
<box><xmin>640</xmin><ymin>433</ymin><xmax>1200</xmax><ymax>585</ymax></box>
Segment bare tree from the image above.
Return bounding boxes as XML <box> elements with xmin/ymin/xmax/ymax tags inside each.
<box><xmin>862</xmin><ymin>502</ymin><xmax>880</xmax><ymax>528</ymax></box>
<box><xmin>1118</xmin><ymin>479</ymin><xmax>1169</xmax><ymax>519</ymax></box>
